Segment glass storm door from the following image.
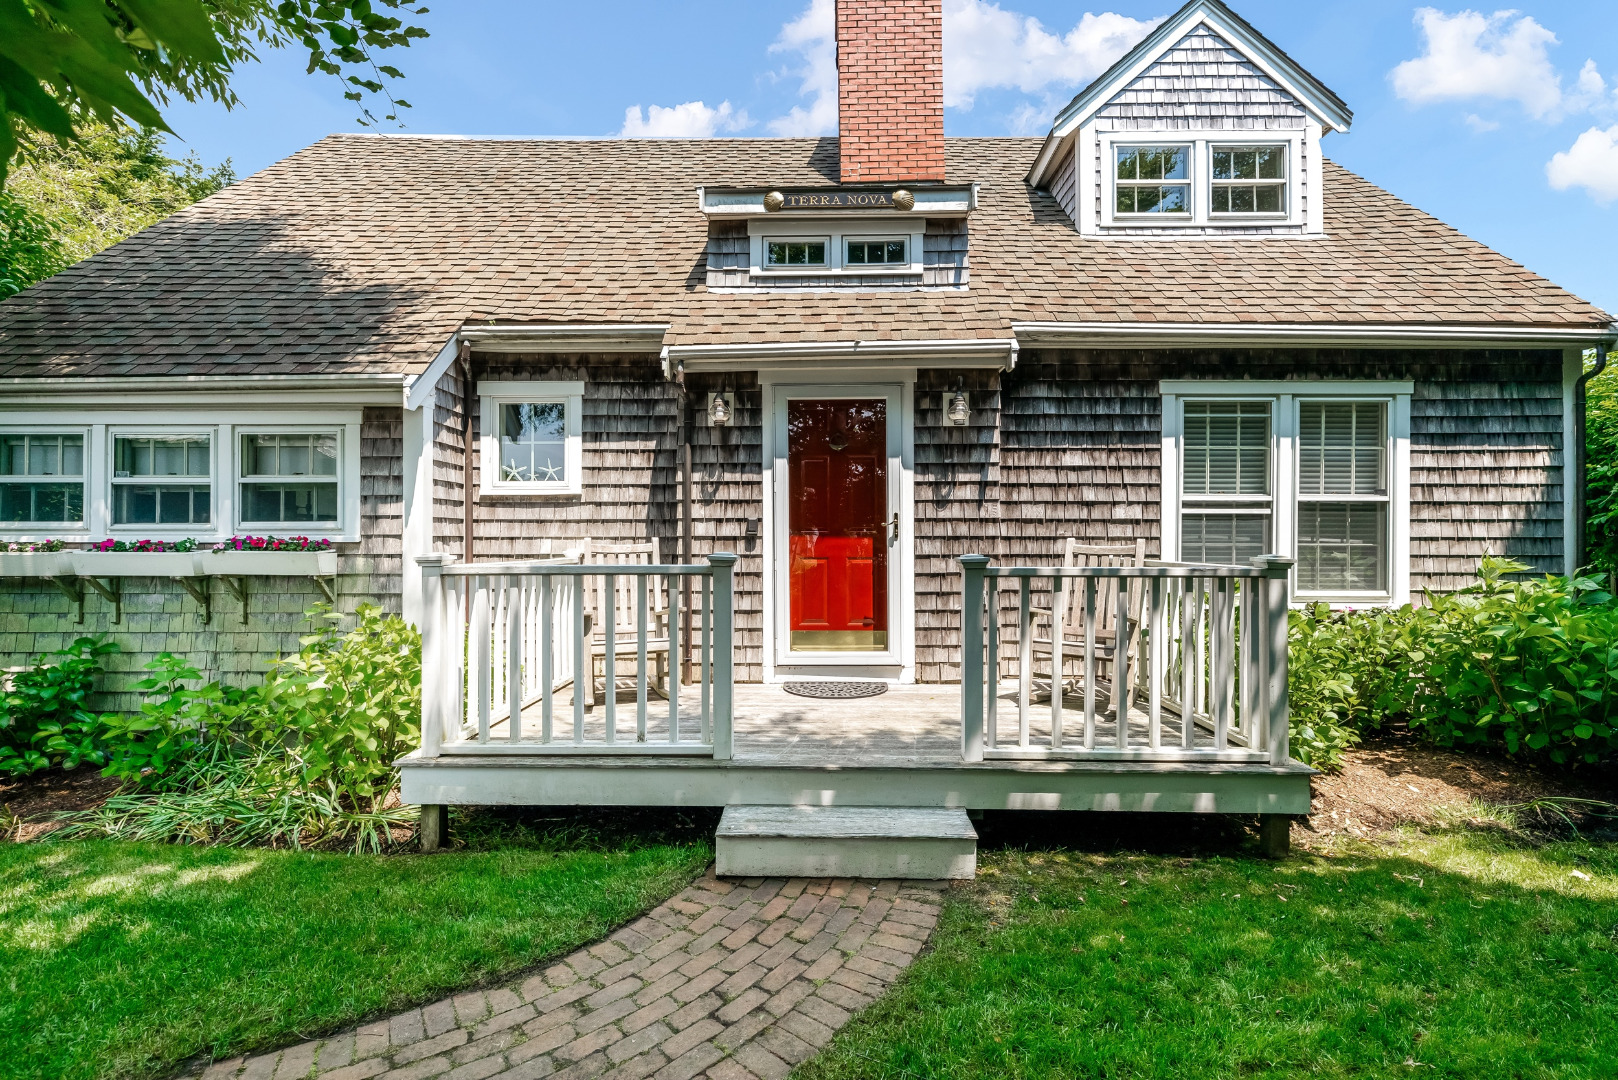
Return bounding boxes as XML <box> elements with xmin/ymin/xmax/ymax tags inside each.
<box><xmin>787</xmin><ymin>399</ymin><xmax>888</xmax><ymax>652</ymax></box>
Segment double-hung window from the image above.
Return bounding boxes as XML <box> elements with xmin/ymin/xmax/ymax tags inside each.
<box><xmin>0</xmin><ymin>433</ymin><xmax>85</xmax><ymax>524</ymax></box>
<box><xmin>240</xmin><ymin>432</ymin><xmax>339</xmax><ymax>525</ymax></box>
<box><xmin>1211</xmin><ymin>146</ymin><xmax>1286</xmax><ymax>214</ymax></box>
<box><xmin>1163</xmin><ymin>382</ymin><xmax>1412</xmax><ymax>605</ymax></box>
<box><xmin>1114</xmin><ymin>145</ymin><xmax>1190</xmax><ymax>215</ymax></box>
<box><xmin>112</xmin><ymin>433</ymin><xmax>212</xmax><ymax>526</ymax></box>
<box><xmin>479</xmin><ymin>381</ymin><xmax>585</xmax><ymax>496</ymax></box>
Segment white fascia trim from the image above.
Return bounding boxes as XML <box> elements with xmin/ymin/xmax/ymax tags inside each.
<box><xmin>404</xmin><ymin>333</ymin><xmax>462</xmax><ymax>411</ymax></box>
<box><xmin>1161</xmin><ymin>379</ymin><xmax>1414</xmax><ymax>396</ymax></box>
<box><xmin>1</xmin><ymin>372</ymin><xmax>404</xmax><ymax>402</ymax></box>
<box><xmin>1014</xmin><ymin>321</ymin><xmax>1618</xmax><ymax>349</ymax></box>
<box><xmin>667</xmin><ymin>338</ymin><xmax>1017</xmax><ymax>372</ymax></box>
<box><xmin>458</xmin><ymin>323</ymin><xmax>670</xmax><ymax>354</ymax></box>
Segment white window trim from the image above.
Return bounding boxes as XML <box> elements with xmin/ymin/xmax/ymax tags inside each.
<box><xmin>747</xmin><ymin>219</ymin><xmax>924</xmax><ymax>277</ymax></box>
<box><xmin>0</xmin><ymin>425</ymin><xmax>92</xmax><ymax>532</ymax></box>
<box><xmin>235</xmin><ymin>426</ymin><xmax>349</xmax><ymax>530</ymax></box>
<box><xmin>1160</xmin><ymin>380</ymin><xmax>1413</xmax><ymax>607</ymax></box>
<box><xmin>1209</xmin><ymin>142</ymin><xmax>1290</xmax><ymax>219</ymax></box>
<box><xmin>0</xmin><ymin>412</ymin><xmax>363</xmax><ymax>543</ymax></box>
<box><xmin>1099</xmin><ymin>129</ymin><xmax>1306</xmax><ymax>231</ymax></box>
<box><xmin>478</xmin><ymin>380</ymin><xmax>584</xmax><ymax>497</ymax></box>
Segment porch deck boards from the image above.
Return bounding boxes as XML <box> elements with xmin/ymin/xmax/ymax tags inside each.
<box><xmin>472</xmin><ymin>682</ymin><xmax>1226</xmax><ymax>766</ymax></box>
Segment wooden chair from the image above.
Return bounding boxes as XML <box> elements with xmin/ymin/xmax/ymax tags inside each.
<box><xmin>585</xmin><ymin>539</ymin><xmax>671</xmax><ymax>706</ymax></box>
<box><xmin>1027</xmin><ymin>538</ymin><xmax>1148</xmax><ymax>715</ymax></box>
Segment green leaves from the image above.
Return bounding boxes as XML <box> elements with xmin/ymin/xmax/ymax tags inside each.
<box><xmin>0</xmin><ymin>636</ymin><xmax>118</xmax><ymax>777</ymax></box>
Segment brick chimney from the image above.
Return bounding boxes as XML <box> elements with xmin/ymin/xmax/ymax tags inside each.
<box><xmin>836</xmin><ymin>0</ymin><xmax>946</xmax><ymax>184</ymax></box>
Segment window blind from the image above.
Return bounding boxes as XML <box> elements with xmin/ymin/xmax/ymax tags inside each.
<box><xmin>1299</xmin><ymin>401</ymin><xmax>1384</xmax><ymax>495</ymax></box>
<box><xmin>1183</xmin><ymin>401</ymin><xmax>1269</xmax><ymax>495</ymax></box>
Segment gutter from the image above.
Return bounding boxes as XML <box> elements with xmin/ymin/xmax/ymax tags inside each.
<box><xmin>456</xmin><ymin>323</ymin><xmax>670</xmax><ymax>353</ymax></box>
<box><xmin>1012</xmin><ymin>321</ymin><xmax>1618</xmax><ymax>350</ymax></box>
<box><xmin>667</xmin><ymin>337</ymin><xmax>1019</xmax><ymax>372</ymax></box>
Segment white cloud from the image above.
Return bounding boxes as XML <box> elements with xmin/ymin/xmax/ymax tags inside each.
<box><xmin>1463</xmin><ymin>113</ymin><xmax>1499</xmax><ymax>132</ymax></box>
<box><xmin>943</xmin><ymin>0</ymin><xmax>1159</xmax><ymax>110</ymax></box>
<box><xmin>766</xmin><ymin>0</ymin><xmax>838</xmax><ymax>136</ymax></box>
<box><xmin>1389</xmin><ymin>7</ymin><xmax>1589</xmax><ymax>120</ymax></box>
<box><xmin>619</xmin><ymin>100</ymin><xmax>750</xmax><ymax>138</ymax></box>
<box><xmin>1547</xmin><ymin>124</ymin><xmax>1618</xmax><ymax>203</ymax></box>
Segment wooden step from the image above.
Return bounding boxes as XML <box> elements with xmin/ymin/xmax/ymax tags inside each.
<box><xmin>715</xmin><ymin>805</ymin><xmax>978</xmax><ymax>879</ymax></box>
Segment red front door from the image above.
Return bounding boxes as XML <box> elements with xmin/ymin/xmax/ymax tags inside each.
<box><xmin>788</xmin><ymin>399</ymin><xmax>889</xmax><ymax>652</ymax></box>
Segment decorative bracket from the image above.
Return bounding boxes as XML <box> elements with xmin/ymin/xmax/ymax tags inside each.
<box><xmin>220</xmin><ymin>576</ymin><xmax>250</xmax><ymax>625</ymax></box>
<box><xmin>174</xmin><ymin>576</ymin><xmax>211</xmax><ymax>624</ymax></box>
<box><xmin>314</xmin><ymin>575</ymin><xmax>336</xmax><ymax>605</ymax></box>
<box><xmin>79</xmin><ymin>576</ymin><xmax>122</xmax><ymax>624</ymax></box>
<box><xmin>50</xmin><ymin>575</ymin><xmax>84</xmax><ymax>624</ymax></box>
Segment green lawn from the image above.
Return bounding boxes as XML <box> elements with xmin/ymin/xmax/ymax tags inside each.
<box><xmin>0</xmin><ymin>815</ymin><xmax>710</xmax><ymax>1080</ymax></box>
<box><xmin>801</xmin><ymin>823</ymin><xmax>1618</xmax><ymax>1080</ymax></box>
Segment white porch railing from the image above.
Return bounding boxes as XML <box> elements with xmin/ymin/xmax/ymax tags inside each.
<box><xmin>416</xmin><ymin>553</ymin><xmax>737</xmax><ymax>758</ymax></box>
<box><xmin>958</xmin><ymin>555</ymin><xmax>1292</xmax><ymax>764</ymax></box>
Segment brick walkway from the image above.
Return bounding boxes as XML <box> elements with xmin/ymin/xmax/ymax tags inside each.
<box><xmin>202</xmin><ymin>871</ymin><xmax>945</xmax><ymax>1080</ymax></box>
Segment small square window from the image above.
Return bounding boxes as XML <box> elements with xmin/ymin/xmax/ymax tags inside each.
<box><xmin>480</xmin><ymin>383</ymin><xmax>583</xmax><ymax>496</ymax></box>
<box><xmin>0</xmin><ymin>433</ymin><xmax>85</xmax><ymax>524</ymax></box>
<box><xmin>766</xmin><ymin>240</ymin><xmax>828</xmax><ymax>267</ymax></box>
<box><xmin>500</xmin><ymin>403</ymin><xmax>567</xmax><ymax>484</ymax></box>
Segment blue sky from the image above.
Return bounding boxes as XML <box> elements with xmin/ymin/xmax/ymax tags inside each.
<box><xmin>161</xmin><ymin>0</ymin><xmax>1617</xmax><ymax>315</ymax></box>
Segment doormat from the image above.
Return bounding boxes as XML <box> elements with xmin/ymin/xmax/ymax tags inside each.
<box><xmin>782</xmin><ymin>681</ymin><xmax>889</xmax><ymax>700</ymax></box>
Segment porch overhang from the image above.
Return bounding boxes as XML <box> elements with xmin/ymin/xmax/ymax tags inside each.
<box><xmin>1012</xmin><ymin>321</ymin><xmax>1618</xmax><ymax>351</ymax></box>
<box><xmin>663</xmin><ymin>337</ymin><xmax>1018</xmax><ymax>375</ymax></box>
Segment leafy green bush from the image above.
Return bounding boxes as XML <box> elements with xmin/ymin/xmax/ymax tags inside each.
<box><xmin>1287</xmin><ymin>558</ymin><xmax>1618</xmax><ymax>768</ymax></box>
<box><xmin>1586</xmin><ymin>354</ymin><xmax>1618</xmax><ymax>580</ymax></box>
<box><xmin>99</xmin><ymin>653</ymin><xmax>217</xmax><ymax>783</ymax></box>
<box><xmin>0</xmin><ymin>638</ymin><xmax>117</xmax><ymax>776</ymax></box>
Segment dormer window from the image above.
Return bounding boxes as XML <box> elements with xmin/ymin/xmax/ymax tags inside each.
<box><xmin>1114</xmin><ymin>146</ymin><xmax>1189</xmax><ymax>215</ymax></box>
<box><xmin>845</xmin><ymin>238</ymin><xmax>907</xmax><ymax>265</ymax></box>
<box><xmin>1212</xmin><ymin>146</ymin><xmax>1286</xmax><ymax>215</ymax></box>
<box><xmin>767</xmin><ymin>239</ymin><xmax>828</xmax><ymax>267</ymax></box>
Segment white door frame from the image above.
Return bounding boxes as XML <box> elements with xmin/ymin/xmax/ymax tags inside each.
<box><xmin>760</xmin><ymin>370</ymin><xmax>915</xmax><ymax>683</ymax></box>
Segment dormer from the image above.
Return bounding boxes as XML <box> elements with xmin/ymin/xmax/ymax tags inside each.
<box><xmin>1027</xmin><ymin>0</ymin><xmax>1352</xmax><ymax>239</ymax></box>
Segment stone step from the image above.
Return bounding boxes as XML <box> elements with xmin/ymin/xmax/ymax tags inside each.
<box><xmin>715</xmin><ymin>805</ymin><xmax>978</xmax><ymax>879</ymax></box>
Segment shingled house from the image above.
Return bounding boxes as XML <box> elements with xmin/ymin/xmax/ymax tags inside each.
<box><xmin>1</xmin><ymin>0</ymin><xmax>1612</xmax><ymax>852</ymax></box>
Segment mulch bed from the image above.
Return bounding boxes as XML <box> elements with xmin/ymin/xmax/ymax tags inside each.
<box><xmin>0</xmin><ymin>768</ymin><xmax>121</xmax><ymax>842</ymax></box>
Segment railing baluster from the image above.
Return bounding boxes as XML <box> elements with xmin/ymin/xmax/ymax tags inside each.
<box><xmin>668</xmin><ymin>569</ymin><xmax>682</xmax><ymax>744</ymax></box>
<box><xmin>709</xmin><ymin>555</ymin><xmax>736</xmax><ymax>760</ymax></box>
<box><xmin>1051</xmin><ymin>576</ymin><xmax>1064</xmax><ymax>750</ymax></box>
<box><xmin>1212</xmin><ymin>577</ymin><xmax>1234</xmax><ymax>750</ymax></box>
<box><xmin>1149</xmin><ymin>578</ymin><xmax>1163</xmax><ymax>750</ymax></box>
<box><xmin>1238</xmin><ymin>576</ymin><xmax>1258</xmax><ymax>745</ymax></box>
<box><xmin>472</xmin><ymin>575</ymin><xmax>491</xmax><ymax>744</ymax></box>
<box><xmin>507</xmin><ymin>577</ymin><xmax>523</xmax><ymax>742</ymax></box>
<box><xmin>985</xmin><ymin>574</ymin><xmax>998</xmax><ymax>750</ymax></box>
<box><xmin>958</xmin><ymin>555</ymin><xmax>988</xmax><ymax>763</ymax></box>
<box><xmin>700</xmin><ymin>574</ymin><xmax>712</xmax><ymax>743</ymax></box>
<box><xmin>636</xmin><ymin>575</ymin><xmax>648</xmax><ymax>743</ymax></box>
<box><xmin>1115</xmin><ymin>573</ymin><xmax>1131</xmax><ymax>750</ymax></box>
<box><xmin>540</xmin><ymin>574</ymin><xmax>553</xmax><ymax>744</ymax></box>
<box><xmin>451</xmin><ymin>576</ymin><xmax>466</xmax><ymax>744</ymax></box>
<box><xmin>1180</xmin><ymin>579</ymin><xmax>1195</xmax><ymax>749</ymax></box>
<box><xmin>1083</xmin><ymin>577</ymin><xmax>1097</xmax><ymax>749</ymax></box>
<box><xmin>1017</xmin><ymin>577</ymin><xmax>1031</xmax><ymax>748</ymax></box>
<box><xmin>573</xmin><ymin>572</ymin><xmax>586</xmax><ymax>744</ymax></box>
<box><xmin>604</xmin><ymin>572</ymin><xmax>616</xmax><ymax>744</ymax></box>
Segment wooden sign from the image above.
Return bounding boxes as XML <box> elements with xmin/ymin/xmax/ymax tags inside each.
<box><xmin>765</xmin><ymin>189</ymin><xmax>914</xmax><ymax>211</ymax></box>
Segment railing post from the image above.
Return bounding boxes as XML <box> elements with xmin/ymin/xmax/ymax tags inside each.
<box><xmin>1256</xmin><ymin>556</ymin><xmax>1294</xmax><ymax>765</ymax></box>
<box><xmin>415</xmin><ymin>554</ymin><xmax>454</xmax><ymax>758</ymax></box>
<box><xmin>959</xmin><ymin>555</ymin><xmax>990</xmax><ymax>763</ymax></box>
<box><xmin>708</xmin><ymin>553</ymin><xmax>738</xmax><ymax>760</ymax></box>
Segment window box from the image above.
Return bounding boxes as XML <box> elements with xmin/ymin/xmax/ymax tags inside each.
<box><xmin>0</xmin><ymin>552</ymin><xmax>68</xmax><ymax>577</ymax></box>
<box><xmin>73</xmin><ymin>551</ymin><xmax>206</xmax><ymax>577</ymax></box>
<box><xmin>199</xmin><ymin>550</ymin><xmax>338</xmax><ymax>576</ymax></box>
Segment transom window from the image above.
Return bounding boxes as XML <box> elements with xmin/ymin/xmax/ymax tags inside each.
<box><xmin>766</xmin><ymin>240</ymin><xmax>827</xmax><ymax>267</ymax></box>
<box><xmin>1180</xmin><ymin>401</ymin><xmax>1272</xmax><ymax>564</ymax></box>
<box><xmin>1212</xmin><ymin>146</ymin><xmax>1286</xmax><ymax>214</ymax></box>
<box><xmin>1297</xmin><ymin>402</ymin><xmax>1387</xmax><ymax>593</ymax></box>
<box><xmin>112</xmin><ymin>434</ymin><xmax>212</xmax><ymax>525</ymax></box>
<box><xmin>844</xmin><ymin>238</ymin><xmax>907</xmax><ymax>266</ymax></box>
<box><xmin>1115</xmin><ymin>146</ymin><xmax>1190</xmax><ymax>214</ymax></box>
<box><xmin>0</xmin><ymin>433</ymin><xmax>84</xmax><ymax>524</ymax></box>
<box><xmin>240</xmin><ymin>432</ymin><xmax>339</xmax><ymax>524</ymax></box>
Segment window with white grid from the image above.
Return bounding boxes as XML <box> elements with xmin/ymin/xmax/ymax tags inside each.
<box><xmin>1297</xmin><ymin>401</ymin><xmax>1388</xmax><ymax>593</ymax></box>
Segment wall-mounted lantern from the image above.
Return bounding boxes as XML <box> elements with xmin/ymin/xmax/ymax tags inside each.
<box><xmin>707</xmin><ymin>391</ymin><xmax>734</xmax><ymax>427</ymax></box>
<box><xmin>947</xmin><ymin>378</ymin><xmax>970</xmax><ymax>425</ymax></box>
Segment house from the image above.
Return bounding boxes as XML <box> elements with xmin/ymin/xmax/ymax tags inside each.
<box><xmin>1</xmin><ymin>0</ymin><xmax>1611</xmax><ymax>862</ymax></box>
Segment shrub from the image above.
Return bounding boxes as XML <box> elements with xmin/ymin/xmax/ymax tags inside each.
<box><xmin>0</xmin><ymin>637</ymin><xmax>117</xmax><ymax>777</ymax></box>
<box><xmin>99</xmin><ymin>653</ymin><xmax>218</xmax><ymax>784</ymax></box>
<box><xmin>1586</xmin><ymin>355</ymin><xmax>1618</xmax><ymax>580</ymax></box>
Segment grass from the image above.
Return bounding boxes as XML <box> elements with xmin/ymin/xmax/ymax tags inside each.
<box><xmin>800</xmin><ymin>816</ymin><xmax>1618</xmax><ymax>1080</ymax></box>
<box><xmin>0</xmin><ymin>808</ymin><xmax>714</xmax><ymax>1080</ymax></box>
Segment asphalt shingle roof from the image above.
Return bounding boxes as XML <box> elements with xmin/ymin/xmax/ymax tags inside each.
<box><xmin>0</xmin><ymin>134</ymin><xmax>1607</xmax><ymax>380</ymax></box>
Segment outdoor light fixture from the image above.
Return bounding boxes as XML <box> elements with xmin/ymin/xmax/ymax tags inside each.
<box><xmin>707</xmin><ymin>391</ymin><xmax>734</xmax><ymax>427</ymax></box>
<box><xmin>947</xmin><ymin>378</ymin><xmax>970</xmax><ymax>425</ymax></box>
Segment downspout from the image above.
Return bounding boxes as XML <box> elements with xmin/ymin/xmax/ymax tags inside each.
<box><xmin>673</xmin><ymin>353</ymin><xmax>694</xmax><ymax>685</ymax></box>
<box><xmin>1575</xmin><ymin>341</ymin><xmax>1611</xmax><ymax>572</ymax></box>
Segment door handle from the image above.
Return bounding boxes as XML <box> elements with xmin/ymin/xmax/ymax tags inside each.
<box><xmin>889</xmin><ymin>513</ymin><xmax>900</xmax><ymax>544</ymax></box>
